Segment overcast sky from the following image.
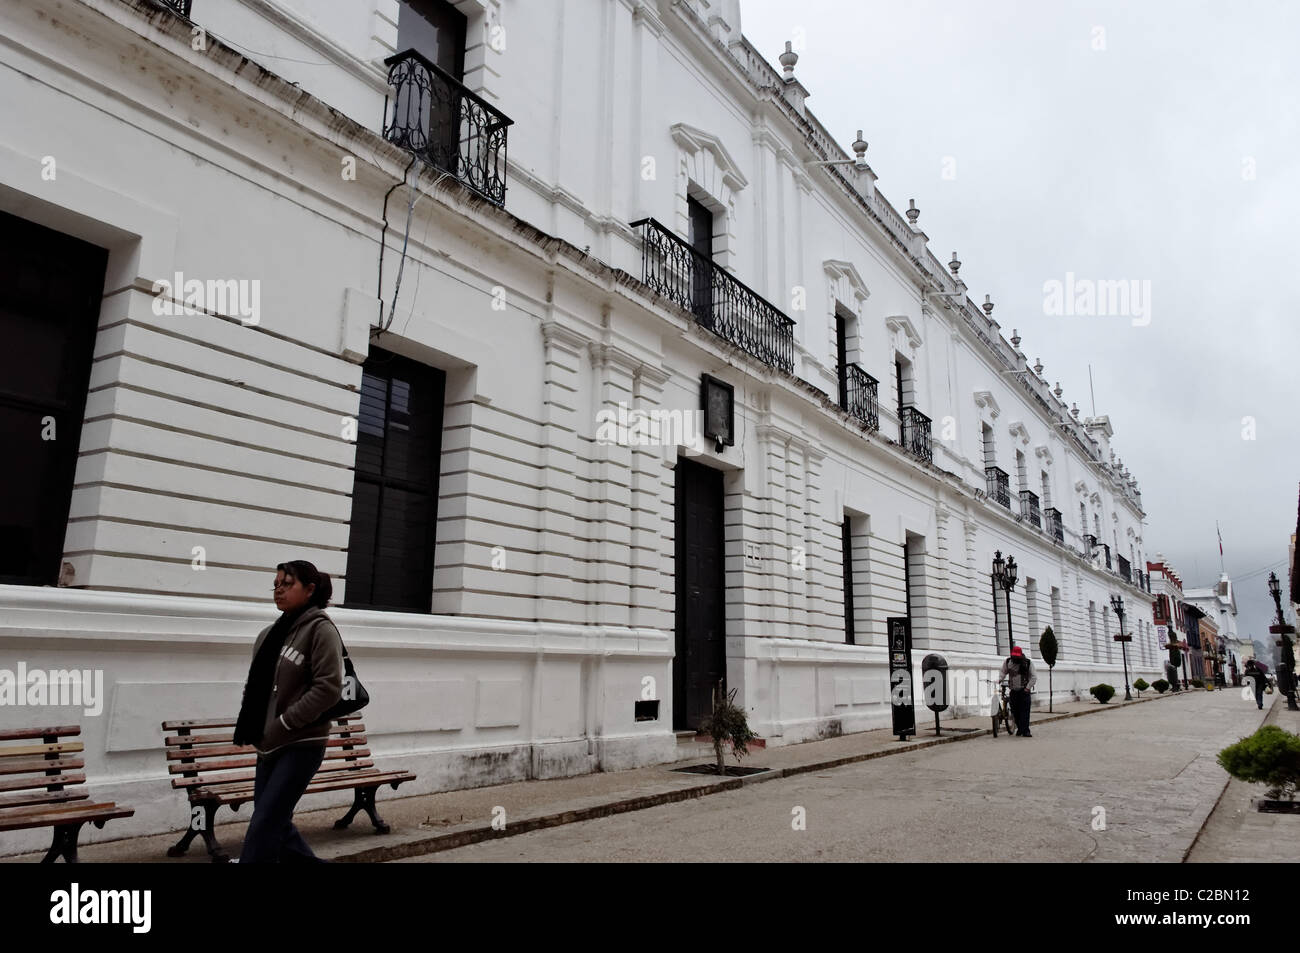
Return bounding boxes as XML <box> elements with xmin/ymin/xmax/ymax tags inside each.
<box><xmin>740</xmin><ymin>0</ymin><xmax>1300</xmax><ymax>653</ymax></box>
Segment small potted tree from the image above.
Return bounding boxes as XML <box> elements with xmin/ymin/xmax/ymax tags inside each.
<box><xmin>1152</xmin><ymin>678</ymin><xmax>1169</xmax><ymax>694</ymax></box>
<box><xmin>1133</xmin><ymin>678</ymin><xmax>1149</xmax><ymax>697</ymax></box>
<box><xmin>1218</xmin><ymin>725</ymin><xmax>1300</xmax><ymax>813</ymax></box>
<box><xmin>1039</xmin><ymin>626</ymin><xmax>1058</xmax><ymax>713</ymax></box>
<box><xmin>698</xmin><ymin>681</ymin><xmax>759</xmax><ymax>777</ymax></box>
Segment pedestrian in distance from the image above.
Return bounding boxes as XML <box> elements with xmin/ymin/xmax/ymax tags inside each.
<box><xmin>1243</xmin><ymin>659</ymin><xmax>1270</xmax><ymax>710</ymax></box>
<box><xmin>232</xmin><ymin>560</ymin><xmax>344</xmax><ymax>863</ymax></box>
<box><xmin>998</xmin><ymin>645</ymin><xmax>1037</xmax><ymax>737</ymax></box>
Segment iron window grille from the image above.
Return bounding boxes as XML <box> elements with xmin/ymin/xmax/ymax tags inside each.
<box><xmin>844</xmin><ymin>363</ymin><xmax>880</xmax><ymax>432</ymax></box>
<box><xmin>985</xmin><ymin>467</ymin><xmax>1010</xmax><ymax>508</ymax></box>
<box><xmin>1044</xmin><ymin>507</ymin><xmax>1064</xmax><ymax>544</ymax></box>
<box><xmin>900</xmin><ymin>407</ymin><xmax>933</xmax><ymax>463</ymax></box>
<box><xmin>629</xmin><ymin>217</ymin><xmax>795</xmax><ymax>374</ymax></box>
<box><xmin>1118</xmin><ymin>554</ymin><xmax>1132</xmax><ymax>584</ymax></box>
<box><xmin>384</xmin><ymin>48</ymin><xmax>513</xmax><ymax>206</ymax></box>
<box><xmin>1019</xmin><ymin>489</ymin><xmax>1041</xmax><ymax>529</ymax></box>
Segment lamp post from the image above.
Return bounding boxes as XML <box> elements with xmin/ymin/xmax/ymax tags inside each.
<box><xmin>993</xmin><ymin>550</ymin><xmax>1018</xmax><ymax>651</ymax></box>
<box><xmin>1267</xmin><ymin>572</ymin><xmax>1299</xmax><ymax>712</ymax></box>
<box><xmin>1110</xmin><ymin>594</ymin><xmax>1133</xmax><ymax>701</ymax></box>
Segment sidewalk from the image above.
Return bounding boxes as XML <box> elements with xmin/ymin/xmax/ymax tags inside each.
<box><xmin>6</xmin><ymin>690</ymin><xmax>1188</xmax><ymax>863</ymax></box>
<box><xmin>1185</xmin><ymin>692</ymin><xmax>1299</xmax><ymax>862</ymax></box>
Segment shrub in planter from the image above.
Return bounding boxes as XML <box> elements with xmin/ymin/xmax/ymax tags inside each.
<box><xmin>698</xmin><ymin>682</ymin><xmax>758</xmax><ymax>776</ymax></box>
<box><xmin>1133</xmin><ymin>678</ymin><xmax>1149</xmax><ymax>696</ymax></box>
<box><xmin>1191</xmin><ymin>678</ymin><xmax>1205</xmax><ymax>689</ymax></box>
<box><xmin>1217</xmin><ymin>725</ymin><xmax>1300</xmax><ymax>801</ymax></box>
<box><xmin>1152</xmin><ymin>679</ymin><xmax>1170</xmax><ymax>694</ymax></box>
<box><xmin>1090</xmin><ymin>683</ymin><xmax>1116</xmax><ymax>704</ymax></box>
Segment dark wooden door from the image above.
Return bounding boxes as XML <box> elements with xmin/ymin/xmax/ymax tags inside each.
<box><xmin>674</xmin><ymin>457</ymin><xmax>726</xmax><ymax>730</ymax></box>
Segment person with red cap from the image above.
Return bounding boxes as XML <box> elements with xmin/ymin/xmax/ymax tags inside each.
<box><xmin>998</xmin><ymin>645</ymin><xmax>1037</xmax><ymax>737</ymax></box>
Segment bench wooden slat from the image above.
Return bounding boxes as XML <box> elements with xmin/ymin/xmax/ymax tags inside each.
<box><xmin>166</xmin><ymin>746</ymin><xmax>373</xmax><ymax>776</ymax></box>
<box><xmin>0</xmin><ymin>741</ymin><xmax>84</xmax><ymax>760</ymax></box>
<box><xmin>0</xmin><ymin>757</ymin><xmax>85</xmax><ymax>777</ymax></box>
<box><xmin>0</xmin><ymin>788</ymin><xmax>90</xmax><ymax>810</ymax></box>
<box><xmin>196</xmin><ymin>766</ymin><xmax>399</xmax><ymax>796</ymax></box>
<box><xmin>0</xmin><ymin>802</ymin><xmax>133</xmax><ymax>833</ymax></box>
<box><xmin>164</xmin><ymin>723</ymin><xmax>368</xmax><ymax>747</ymax></box>
<box><xmin>0</xmin><ymin>725</ymin><xmax>81</xmax><ymax>742</ymax></box>
<box><xmin>199</xmin><ymin>771</ymin><xmax>414</xmax><ymax>804</ymax></box>
<box><xmin>165</xmin><ymin>736</ymin><xmax>367</xmax><ymax>762</ymax></box>
<box><xmin>171</xmin><ymin>758</ymin><xmax>376</xmax><ymax>790</ymax></box>
<box><xmin>161</xmin><ymin>714</ymin><xmax>363</xmax><ymax>731</ymax></box>
<box><xmin>0</xmin><ymin>772</ymin><xmax>86</xmax><ymax>794</ymax></box>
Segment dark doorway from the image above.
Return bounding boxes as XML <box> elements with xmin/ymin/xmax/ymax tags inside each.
<box><xmin>674</xmin><ymin>457</ymin><xmax>726</xmax><ymax>730</ymax></box>
<box><xmin>687</xmin><ymin>196</ymin><xmax>714</xmax><ymax>327</ymax></box>
<box><xmin>397</xmin><ymin>0</ymin><xmax>467</xmax><ymax>79</ymax></box>
<box><xmin>0</xmin><ymin>210</ymin><xmax>107</xmax><ymax>585</ymax></box>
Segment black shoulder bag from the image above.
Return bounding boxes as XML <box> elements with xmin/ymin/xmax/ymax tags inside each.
<box><xmin>322</xmin><ymin>634</ymin><xmax>370</xmax><ymax>721</ymax></box>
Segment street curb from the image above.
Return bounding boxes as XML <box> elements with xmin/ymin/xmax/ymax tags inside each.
<box><xmin>337</xmin><ymin>689</ymin><xmax>1188</xmax><ymax>863</ymax></box>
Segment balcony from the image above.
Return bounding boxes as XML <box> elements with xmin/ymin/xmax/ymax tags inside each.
<box><xmin>843</xmin><ymin>363</ymin><xmax>879</xmax><ymax>432</ymax></box>
<box><xmin>383</xmin><ymin>49</ymin><xmax>513</xmax><ymax>206</ymax></box>
<box><xmin>1103</xmin><ymin>544</ymin><xmax>1112</xmax><ymax>570</ymax></box>
<box><xmin>900</xmin><ymin>407</ymin><xmax>933</xmax><ymax>463</ymax></box>
<box><xmin>1044</xmin><ymin>507</ymin><xmax>1064</xmax><ymax>544</ymax></box>
<box><xmin>1083</xmin><ymin>534</ymin><xmax>1098</xmax><ymax>559</ymax></box>
<box><xmin>630</xmin><ymin>218</ymin><xmax>795</xmax><ymax>374</ymax></box>
<box><xmin>151</xmin><ymin>0</ymin><xmax>193</xmax><ymax>15</ymax></box>
<box><xmin>1019</xmin><ymin>490</ymin><xmax>1041</xmax><ymax>529</ymax></box>
<box><xmin>985</xmin><ymin>467</ymin><xmax>1010</xmax><ymax>508</ymax></box>
<box><xmin>1118</xmin><ymin>555</ymin><xmax>1132</xmax><ymax>584</ymax></box>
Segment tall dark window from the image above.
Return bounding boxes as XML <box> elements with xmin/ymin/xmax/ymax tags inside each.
<box><xmin>835</xmin><ymin>314</ymin><xmax>849</xmax><ymax>410</ymax></box>
<box><xmin>841</xmin><ymin>517</ymin><xmax>855</xmax><ymax>645</ymax></box>
<box><xmin>0</xmin><ymin>211</ymin><xmax>106</xmax><ymax>585</ymax></box>
<box><xmin>344</xmin><ymin>348</ymin><xmax>445</xmax><ymax>611</ymax></box>
<box><xmin>687</xmin><ymin>196</ymin><xmax>714</xmax><ymax>324</ymax></box>
<box><xmin>397</xmin><ymin>0</ymin><xmax>467</xmax><ymax>79</ymax></box>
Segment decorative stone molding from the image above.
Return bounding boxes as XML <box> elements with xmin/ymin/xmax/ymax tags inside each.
<box><xmin>823</xmin><ymin>259</ymin><xmax>870</xmax><ymax>311</ymax></box>
<box><xmin>973</xmin><ymin>390</ymin><xmax>1001</xmax><ymax>421</ymax></box>
<box><xmin>671</xmin><ymin>122</ymin><xmax>746</xmax><ymax>270</ymax></box>
<box><xmin>1033</xmin><ymin>443</ymin><xmax>1054</xmax><ymax>466</ymax></box>
<box><xmin>1007</xmin><ymin>421</ymin><xmax>1030</xmax><ymax>446</ymax></box>
<box><xmin>1074</xmin><ymin>480</ymin><xmax>1088</xmax><ymax>495</ymax></box>
<box><xmin>885</xmin><ymin>314</ymin><xmax>922</xmax><ymax>352</ymax></box>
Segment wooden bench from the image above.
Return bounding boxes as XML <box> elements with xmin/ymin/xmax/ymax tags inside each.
<box><xmin>0</xmin><ymin>725</ymin><xmax>135</xmax><ymax>862</ymax></box>
<box><xmin>161</xmin><ymin>715</ymin><xmax>415</xmax><ymax>862</ymax></box>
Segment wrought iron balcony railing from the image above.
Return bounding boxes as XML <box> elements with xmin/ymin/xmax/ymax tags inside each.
<box><xmin>152</xmin><ymin>0</ymin><xmax>193</xmax><ymax>15</ymax></box>
<box><xmin>1103</xmin><ymin>543</ymin><xmax>1112</xmax><ymax>570</ymax></box>
<box><xmin>1044</xmin><ymin>507</ymin><xmax>1064</xmax><ymax>544</ymax></box>
<box><xmin>1083</xmin><ymin>534</ymin><xmax>1098</xmax><ymax>559</ymax></box>
<box><xmin>843</xmin><ymin>363</ymin><xmax>879</xmax><ymax>432</ymax></box>
<box><xmin>985</xmin><ymin>467</ymin><xmax>1010</xmax><ymax>508</ymax></box>
<box><xmin>1118</xmin><ymin>555</ymin><xmax>1132</xmax><ymax>584</ymax></box>
<box><xmin>384</xmin><ymin>49</ymin><xmax>513</xmax><ymax>206</ymax></box>
<box><xmin>1019</xmin><ymin>489</ymin><xmax>1041</xmax><ymax>529</ymax></box>
<box><xmin>900</xmin><ymin>407</ymin><xmax>933</xmax><ymax>463</ymax></box>
<box><xmin>629</xmin><ymin>218</ymin><xmax>796</xmax><ymax>374</ymax></box>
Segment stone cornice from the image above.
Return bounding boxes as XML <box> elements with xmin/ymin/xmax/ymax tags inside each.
<box><xmin>671</xmin><ymin>122</ymin><xmax>749</xmax><ymax>192</ymax></box>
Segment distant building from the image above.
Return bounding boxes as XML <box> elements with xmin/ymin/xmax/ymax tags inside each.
<box><xmin>1186</xmin><ymin>573</ymin><xmax>1247</xmax><ymax>684</ymax></box>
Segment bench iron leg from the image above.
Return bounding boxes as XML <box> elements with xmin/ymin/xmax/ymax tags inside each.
<box><xmin>41</xmin><ymin>822</ymin><xmax>85</xmax><ymax>863</ymax></box>
<box><xmin>333</xmin><ymin>787</ymin><xmax>390</xmax><ymax>834</ymax></box>
<box><xmin>167</xmin><ymin>803</ymin><xmax>228</xmax><ymax>862</ymax></box>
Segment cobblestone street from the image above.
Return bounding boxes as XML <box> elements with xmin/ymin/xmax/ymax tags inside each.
<box><xmin>405</xmin><ymin>689</ymin><xmax>1278</xmax><ymax>863</ymax></box>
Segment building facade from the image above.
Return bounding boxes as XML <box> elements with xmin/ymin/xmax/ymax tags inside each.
<box><xmin>1186</xmin><ymin>573</ymin><xmax>1241</xmax><ymax>685</ymax></box>
<box><xmin>0</xmin><ymin>0</ymin><xmax>1158</xmax><ymax>850</ymax></box>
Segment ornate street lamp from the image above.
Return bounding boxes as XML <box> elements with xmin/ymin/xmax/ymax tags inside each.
<box><xmin>1267</xmin><ymin>572</ymin><xmax>1299</xmax><ymax>711</ymax></box>
<box><xmin>1110</xmin><ymin>594</ymin><xmax>1133</xmax><ymax>700</ymax></box>
<box><xmin>993</xmin><ymin>550</ymin><xmax>1018</xmax><ymax>650</ymax></box>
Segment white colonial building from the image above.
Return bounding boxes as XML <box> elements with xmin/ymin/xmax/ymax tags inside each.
<box><xmin>0</xmin><ymin>0</ymin><xmax>1162</xmax><ymax>850</ymax></box>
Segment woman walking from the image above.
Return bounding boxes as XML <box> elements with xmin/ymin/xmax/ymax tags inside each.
<box><xmin>233</xmin><ymin>560</ymin><xmax>344</xmax><ymax>863</ymax></box>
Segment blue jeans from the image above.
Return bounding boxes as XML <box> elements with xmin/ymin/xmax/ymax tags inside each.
<box><xmin>239</xmin><ymin>742</ymin><xmax>326</xmax><ymax>863</ymax></box>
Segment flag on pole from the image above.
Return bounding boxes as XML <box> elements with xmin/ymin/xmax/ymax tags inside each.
<box><xmin>1217</xmin><ymin>522</ymin><xmax>1223</xmax><ymax>556</ymax></box>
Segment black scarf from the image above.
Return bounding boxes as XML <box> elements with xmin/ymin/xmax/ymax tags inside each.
<box><xmin>233</xmin><ymin>606</ymin><xmax>309</xmax><ymax>747</ymax></box>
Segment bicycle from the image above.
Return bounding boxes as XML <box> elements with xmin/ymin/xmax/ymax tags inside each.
<box><xmin>989</xmin><ymin>678</ymin><xmax>1014</xmax><ymax>737</ymax></box>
